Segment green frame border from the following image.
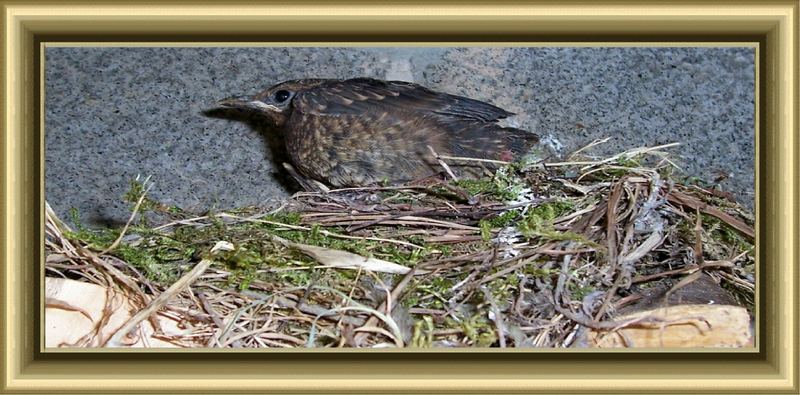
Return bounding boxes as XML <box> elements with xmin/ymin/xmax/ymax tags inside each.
<box><xmin>3</xmin><ymin>1</ymin><xmax>797</xmax><ymax>393</ymax></box>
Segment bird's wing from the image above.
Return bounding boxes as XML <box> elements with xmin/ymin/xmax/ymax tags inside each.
<box><xmin>293</xmin><ymin>78</ymin><xmax>514</xmax><ymax>122</ymax></box>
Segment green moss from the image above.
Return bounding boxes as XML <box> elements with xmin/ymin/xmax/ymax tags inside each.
<box><xmin>121</xmin><ymin>177</ymin><xmax>191</xmax><ymax>220</ymax></box>
<box><xmin>616</xmin><ymin>155</ymin><xmax>642</xmax><ymax>168</ymax></box>
<box><xmin>451</xmin><ymin>165</ymin><xmax>530</xmax><ymax>202</ymax></box>
<box><xmin>122</xmin><ymin>178</ymin><xmax>159</xmax><ymax>214</ymax></box>
<box><xmin>488</xmin><ymin>210</ymin><xmax>520</xmax><ymax>227</ymax></box>
<box><xmin>484</xmin><ymin>272</ymin><xmax>520</xmax><ymax>303</ymax></box>
<box><xmin>436</xmin><ymin>244</ymin><xmax>453</xmax><ymax>257</ymax></box>
<box><xmin>524</xmin><ymin>266</ymin><xmax>559</xmax><ymax>278</ymax></box>
<box><xmin>479</xmin><ymin>220</ymin><xmax>493</xmax><ymax>241</ymax></box>
<box><xmin>707</xmin><ymin>215</ymin><xmax>753</xmax><ymax>251</ymax></box>
<box><xmin>682</xmin><ymin>176</ymin><xmax>711</xmax><ymax>188</ymax></box>
<box><xmin>202</xmin><ymin>239</ymin><xmax>319</xmax><ymax>290</ymax></box>
<box><xmin>453</xmin><ymin>313</ymin><xmax>497</xmax><ymax>347</ymax></box>
<box><xmin>402</xmin><ymin>293</ymin><xmax>420</xmax><ymax>308</ymax></box>
<box><xmin>122</xmin><ymin>178</ymin><xmax>147</xmax><ymax>206</ymax></box>
<box><xmin>115</xmin><ymin>244</ymin><xmax>183</xmax><ymax>284</ymax></box>
<box><xmin>277</xmin><ymin>269</ymin><xmax>314</xmax><ymax>287</ymax></box>
<box><xmin>411</xmin><ymin>315</ymin><xmax>434</xmax><ymax>347</ymax></box>
<box><xmin>453</xmin><ymin>178</ymin><xmax>517</xmax><ymax>201</ymax></box>
<box><xmin>406</xmin><ymin>275</ymin><xmax>458</xmax><ymax>310</ymax></box>
<box><xmin>63</xmin><ymin>208</ymin><xmax>117</xmax><ymax>249</ymax></box>
<box><xmin>263</xmin><ymin>211</ymin><xmax>302</xmax><ymax>226</ymax></box>
<box><xmin>63</xmin><ymin>209</ymin><xmax>194</xmax><ymax>284</ymax></box>
<box><xmin>514</xmin><ymin>200</ymin><xmax>604</xmax><ymax>249</ymax></box>
<box><xmin>569</xmin><ymin>283</ymin><xmax>595</xmax><ymax>300</ymax></box>
<box><xmin>63</xmin><ymin>227</ymin><xmax>117</xmax><ymax>251</ymax></box>
<box><xmin>263</xmin><ymin>223</ymin><xmax>430</xmax><ymax>267</ymax></box>
<box><xmin>209</xmin><ymin>211</ymin><xmax>226</xmax><ymax>231</ymax></box>
<box><xmin>479</xmin><ymin>210</ymin><xmax>522</xmax><ymax>241</ymax></box>
<box><xmin>71</xmin><ymin>201</ymin><xmax>442</xmax><ymax>290</ymax></box>
<box><xmin>68</xmin><ymin>207</ymin><xmax>83</xmax><ymax>230</ymax></box>
<box><xmin>209</xmin><ymin>243</ymin><xmax>263</xmax><ymax>269</ymax></box>
<box><xmin>132</xmin><ymin>212</ymin><xmax>448</xmax><ymax>290</ymax></box>
<box><xmin>677</xmin><ymin>213</ymin><xmax>754</xmax><ymax>259</ymax></box>
<box><xmin>531</xmin><ymin>201</ymin><xmax>574</xmax><ymax>221</ymax></box>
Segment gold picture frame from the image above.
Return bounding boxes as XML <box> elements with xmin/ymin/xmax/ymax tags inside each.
<box><xmin>2</xmin><ymin>0</ymin><xmax>797</xmax><ymax>393</ymax></box>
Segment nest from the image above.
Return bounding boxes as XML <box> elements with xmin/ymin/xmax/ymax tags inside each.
<box><xmin>44</xmin><ymin>140</ymin><xmax>755</xmax><ymax>348</ymax></box>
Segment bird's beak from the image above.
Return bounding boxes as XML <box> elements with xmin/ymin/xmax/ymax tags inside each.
<box><xmin>213</xmin><ymin>96</ymin><xmax>275</xmax><ymax>112</ymax></box>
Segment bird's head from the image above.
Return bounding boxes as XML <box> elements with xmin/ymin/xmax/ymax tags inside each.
<box><xmin>214</xmin><ymin>79</ymin><xmax>325</xmax><ymax>127</ymax></box>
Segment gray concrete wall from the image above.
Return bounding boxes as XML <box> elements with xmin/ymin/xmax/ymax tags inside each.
<box><xmin>45</xmin><ymin>47</ymin><xmax>755</xmax><ymax>227</ymax></box>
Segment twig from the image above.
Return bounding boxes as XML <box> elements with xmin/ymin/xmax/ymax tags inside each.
<box><xmin>219</xmin><ymin>213</ymin><xmax>423</xmax><ymax>249</ymax></box>
<box><xmin>579</xmin><ymin>142</ymin><xmax>681</xmax><ymax>171</ymax></box>
<box><xmin>427</xmin><ymin>145</ymin><xmax>459</xmax><ymax>181</ymax></box>
<box><xmin>666</xmin><ymin>189</ymin><xmax>755</xmax><ymax>240</ymax></box>
<box><xmin>567</xmin><ymin>136</ymin><xmax>613</xmax><ymax>159</ymax></box>
<box><xmin>631</xmin><ymin>258</ymin><xmax>739</xmax><ymax>284</ymax></box>
<box><xmin>434</xmin><ymin>153</ymin><xmax>511</xmax><ymax>166</ymax></box>
<box><xmin>346</xmin><ymin>209</ymin><xmax>434</xmax><ymax>233</ymax></box>
<box><xmin>605</xmin><ymin>178</ymin><xmax>625</xmax><ymax>282</ymax></box>
<box><xmin>105</xmin><ymin>257</ymin><xmax>214</xmax><ymax>347</ymax></box>
<box><xmin>482</xmin><ymin>287</ymin><xmax>508</xmax><ymax>348</ymax></box>
<box><xmin>353</xmin><ymin>266</ymin><xmax>418</xmax><ymax>346</ymax></box>
<box><xmin>99</xmin><ymin>176</ymin><xmax>153</xmax><ymax>256</ymax></box>
<box><xmin>266</xmin><ymin>233</ymin><xmax>423</xmax><ymax>275</ymax></box>
<box><xmin>693</xmin><ymin>208</ymin><xmax>705</xmax><ymax>265</ymax></box>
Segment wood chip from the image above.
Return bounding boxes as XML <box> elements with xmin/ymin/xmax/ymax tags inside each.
<box><xmin>580</xmin><ymin>304</ymin><xmax>752</xmax><ymax>348</ymax></box>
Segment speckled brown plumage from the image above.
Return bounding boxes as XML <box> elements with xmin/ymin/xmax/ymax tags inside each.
<box><xmin>215</xmin><ymin>78</ymin><xmax>539</xmax><ymax>187</ymax></box>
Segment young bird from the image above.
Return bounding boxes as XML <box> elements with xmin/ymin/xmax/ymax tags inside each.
<box><xmin>214</xmin><ymin>78</ymin><xmax>538</xmax><ymax>188</ymax></box>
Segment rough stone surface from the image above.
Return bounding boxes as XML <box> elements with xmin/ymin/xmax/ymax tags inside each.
<box><xmin>45</xmin><ymin>47</ymin><xmax>755</xmax><ymax>227</ymax></box>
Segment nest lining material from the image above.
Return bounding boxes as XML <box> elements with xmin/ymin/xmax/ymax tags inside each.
<box><xmin>44</xmin><ymin>140</ymin><xmax>755</xmax><ymax>348</ymax></box>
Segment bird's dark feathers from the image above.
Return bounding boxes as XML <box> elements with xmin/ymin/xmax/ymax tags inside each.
<box><xmin>294</xmin><ymin>78</ymin><xmax>514</xmax><ymax>122</ymax></box>
<box><xmin>215</xmin><ymin>77</ymin><xmax>538</xmax><ymax>188</ymax></box>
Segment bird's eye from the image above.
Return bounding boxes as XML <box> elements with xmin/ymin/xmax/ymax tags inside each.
<box><xmin>274</xmin><ymin>90</ymin><xmax>292</xmax><ymax>103</ymax></box>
